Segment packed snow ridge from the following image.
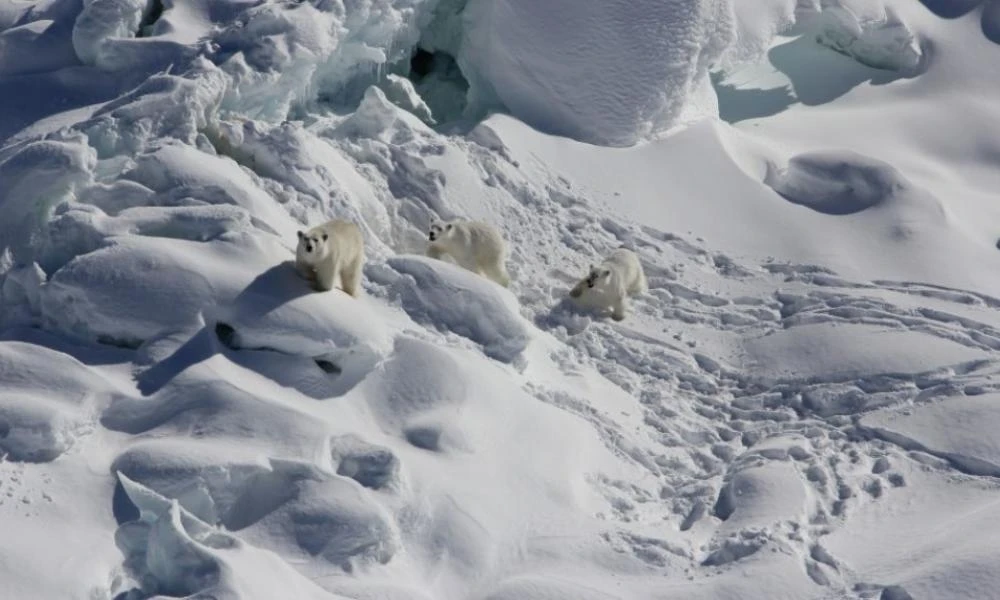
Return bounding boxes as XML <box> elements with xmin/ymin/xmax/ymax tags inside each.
<box><xmin>4</xmin><ymin>0</ymin><xmax>1000</xmax><ymax>599</ymax></box>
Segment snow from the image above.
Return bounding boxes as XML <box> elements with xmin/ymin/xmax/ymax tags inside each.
<box><xmin>460</xmin><ymin>0</ymin><xmax>735</xmax><ymax>146</ymax></box>
<box><xmin>4</xmin><ymin>0</ymin><xmax>1000</xmax><ymax>599</ymax></box>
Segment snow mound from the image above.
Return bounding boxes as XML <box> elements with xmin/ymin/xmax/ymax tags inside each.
<box><xmin>802</xmin><ymin>1</ymin><xmax>924</xmax><ymax>73</ymax></box>
<box><xmin>0</xmin><ymin>263</ymin><xmax>47</xmax><ymax>328</ymax></box>
<box><xmin>115</xmin><ymin>474</ymin><xmax>350</xmax><ymax>599</ymax></box>
<box><xmin>861</xmin><ymin>394</ymin><xmax>1000</xmax><ymax>477</ymax></box>
<box><xmin>365</xmin><ymin>336</ymin><xmax>470</xmax><ymax>452</ymax></box>
<box><xmin>114</xmin><ymin>443</ymin><xmax>399</xmax><ymax>571</ymax></box>
<box><xmin>460</xmin><ymin>0</ymin><xmax>735</xmax><ymax>146</ymax></box>
<box><xmin>329</xmin><ymin>433</ymin><xmax>400</xmax><ymax>490</ymax></box>
<box><xmin>765</xmin><ymin>150</ymin><xmax>907</xmax><ymax>215</ymax></box>
<box><xmin>0</xmin><ymin>135</ymin><xmax>95</xmax><ymax>266</ymax></box>
<box><xmin>0</xmin><ymin>341</ymin><xmax>111</xmax><ymax>461</ymax></box>
<box><xmin>39</xmin><ymin>235</ymin><xmax>260</xmax><ymax>347</ymax></box>
<box><xmin>72</xmin><ymin>0</ymin><xmax>156</xmax><ymax>67</ymax></box>
<box><xmin>713</xmin><ymin>459</ymin><xmax>808</xmax><ymax>530</ymax></box>
<box><xmin>210</xmin><ymin>261</ymin><xmax>392</xmax><ymax>383</ymax></box>
<box><xmin>385</xmin><ymin>255</ymin><xmax>531</xmax><ymax>362</ymax></box>
<box><xmin>0</xmin><ymin>0</ymin><xmax>81</xmax><ymax>76</ymax></box>
<box><xmin>743</xmin><ymin>323</ymin><xmax>987</xmax><ymax>384</ymax></box>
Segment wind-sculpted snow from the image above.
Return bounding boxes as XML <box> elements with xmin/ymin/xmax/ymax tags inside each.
<box><xmin>806</xmin><ymin>3</ymin><xmax>924</xmax><ymax>73</ymax></box>
<box><xmin>385</xmin><ymin>255</ymin><xmax>532</xmax><ymax>362</ymax></box>
<box><xmin>0</xmin><ymin>341</ymin><xmax>114</xmax><ymax>461</ymax></box>
<box><xmin>115</xmin><ymin>474</ymin><xmax>353</xmax><ymax>599</ymax></box>
<box><xmin>461</xmin><ymin>0</ymin><xmax>736</xmax><ymax>146</ymax></box>
<box><xmin>5</xmin><ymin>0</ymin><xmax>1000</xmax><ymax>598</ymax></box>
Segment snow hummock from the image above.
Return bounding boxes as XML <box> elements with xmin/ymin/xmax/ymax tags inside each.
<box><xmin>460</xmin><ymin>0</ymin><xmax>736</xmax><ymax>146</ymax></box>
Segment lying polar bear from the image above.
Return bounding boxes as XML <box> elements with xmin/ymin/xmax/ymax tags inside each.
<box><xmin>569</xmin><ymin>248</ymin><xmax>647</xmax><ymax>321</ymax></box>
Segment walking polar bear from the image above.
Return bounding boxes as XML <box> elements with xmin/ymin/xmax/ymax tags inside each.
<box><xmin>296</xmin><ymin>219</ymin><xmax>365</xmax><ymax>296</ymax></box>
<box><xmin>426</xmin><ymin>219</ymin><xmax>511</xmax><ymax>287</ymax></box>
<box><xmin>570</xmin><ymin>248</ymin><xmax>647</xmax><ymax>321</ymax></box>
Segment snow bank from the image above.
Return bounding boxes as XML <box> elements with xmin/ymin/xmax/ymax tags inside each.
<box><xmin>742</xmin><ymin>323</ymin><xmax>987</xmax><ymax>383</ymax></box>
<box><xmin>0</xmin><ymin>341</ymin><xmax>112</xmax><ymax>461</ymax></box>
<box><xmin>365</xmin><ymin>336</ymin><xmax>470</xmax><ymax>451</ymax></box>
<box><xmin>209</xmin><ymin>260</ymin><xmax>393</xmax><ymax>391</ymax></box>
<box><xmin>385</xmin><ymin>255</ymin><xmax>531</xmax><ymax>362</ymax></box>
<box><xmin>800</xmin><ymin>1</ymin><xmax>924</xmax><ymax>73</ymax></box>
<box><xmin>115</xmin><ymin>474</ymin><xmax>350</xmax><ymax>599</ymax></box>
<box><xmin>0</xmin><ymin>135</ymin><xmax>95</xmax><ymax>267</ymax></box>
<box><xmin>861</xmin><ymin>394</ymin><xmax>1000</xmax><ymax>477</ymax></box>
<box><xmin>0</xmin><ymin>0</ymin><xmax>81</xmax><ymax>76</ymax></box>
<box><xmin>722</xmin><ymin>0</ymin><xmax>924</xmax><ymax>74</ymax></box>
<box><xmin>72</xmin><ymin>0</ymin><xmax>155</xmax><ymax>66</ymax></box>
<box><xmin>39</xmin><ymin>235</ymin><xmax>261</xmax><ymax>347</ymax></box>
<box><xmin>460</xmin><ymin>0</ymin><xmax>735</xmax><ymax>145</ymax></box>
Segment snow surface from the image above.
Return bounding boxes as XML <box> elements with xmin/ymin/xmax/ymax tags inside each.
<box><xmin>3</xmin><ymin>0</ymin><xmax>1000</xmax><ymax>599</ymax></box>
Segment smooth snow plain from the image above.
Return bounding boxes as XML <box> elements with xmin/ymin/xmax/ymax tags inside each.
<box><xmin>2</xmin><ymin>0</ymin><xmax>1000</xmax><ymax>599</ymax></box>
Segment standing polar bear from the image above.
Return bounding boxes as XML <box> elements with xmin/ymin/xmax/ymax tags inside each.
<box><xmin>295</xmin><ymin>219</ymin><xmax>365</xmax><ymax>296</ymax></box>
<box><xmin>426</xmin><ymin>219</ymin><xmax>511</xmax><ymax>287</ymax></box>
<box><xmin>569</xmin><ymin>248</ymin><xmax>647</xmax><ymax>321</ymax></box>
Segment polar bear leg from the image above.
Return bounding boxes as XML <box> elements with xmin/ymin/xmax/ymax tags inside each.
<box><xmin>341</xmin><ymin>256</ymin><xmax>363</xmax><ymax>297</ymax></box>
<box><xmin>629</xmin><ymin>269</ymin><xmax>648</xmax><ymax>295</ymax></box>
<box><xmin>315</xmin><ymin>261</ymin><xmax>336</xmax><ymax>292</ymax></box>
<box><xmin>295</xmin><ymin>260</ymin><xmax>315</xmax><ymax>283</ymax></box>
<box><xmin>611</xmin><ymin>297</ymin><xmax>628</xmax><ymax>321</ymax></box>
<box><xmin>426</xmin><ymin>244</ymin><xmax>447</xmax><ymax>260</ymax></box>
<box><xmin>478</xmin><ymin>258</ymin><xmax>510</xmax><ymax>287</ymax></box>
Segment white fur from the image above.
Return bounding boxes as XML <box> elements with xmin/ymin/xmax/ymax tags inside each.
<box><xmin>426</xmin><ymin>219</ymin><xmax>511</xmax><ymax>287</ymax></box>
<box><xmin>569</xmin><ymin>248</ymin><xmax>647</xmax><ymax>321</ymax></box>
<box><xmin>295</xmin><ymin>219</ymin><xmax>365</xmax><ymax>296</ymax></box>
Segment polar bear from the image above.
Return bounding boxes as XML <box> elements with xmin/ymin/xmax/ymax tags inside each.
<box><xmin>569</xmin><ymin>248</ymin><xmax>647</xmax><ymax>321</ymax></box>
<box><xmin>295</xmin><ymin>219</ymin><xmax>365</xmax><ymax>296</ymax></box>
<box><xmin>426</xmin><ymin>219</ymin><xmax>511</xmax><ymax>287</ymax></box>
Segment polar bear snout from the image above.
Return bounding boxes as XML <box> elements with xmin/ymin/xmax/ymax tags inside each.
<box><xmin>428</xmin><ymin>221</ymin><xmax>450</xmax><ymax>242</ymax></box>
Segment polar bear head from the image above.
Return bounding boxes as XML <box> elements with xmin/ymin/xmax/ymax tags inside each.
<box><xmin>584</xmin><ymin>264</ymin><xmax>612</xmax><ymax>289</ymax></box>
<box><xmin>428</xmin><ymin>220</ymin><xmax>454</xmax><ymax>243</ymax></box>
<box><xmin>296</xmin><ymin>229</ymin><xmax>329</xmax><ymax>265</ymax></box>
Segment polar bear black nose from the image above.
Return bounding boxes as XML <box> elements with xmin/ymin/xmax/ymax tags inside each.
<box><xmin>305</xmin><ymin>243</ymin><xmax>313</xmax><ymax>252</ymax></box>
<box><xmin>429</xmin><ymin>233</ymin><xmax>436</xmax><ymax>241</ymax></box>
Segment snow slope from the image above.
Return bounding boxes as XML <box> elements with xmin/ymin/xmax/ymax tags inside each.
<box><xmin>3</xmin><ymin>0</ymin><xmax>1000</xmax><ymax>599</ymax></box>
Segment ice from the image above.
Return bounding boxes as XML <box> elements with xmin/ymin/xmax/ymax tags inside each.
<box><xmin>460</xmin><ymin>0</ymin><xmax>736</xmax><ymax>146</ymax></box>
<box><xmin>804</xmin><ymin>1</ymin><xmax>924</xmax><ymax>73</ymax></box>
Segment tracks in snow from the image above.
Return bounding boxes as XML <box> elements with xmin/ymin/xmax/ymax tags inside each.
<box><xmin>460</xmin><ymin>145</ymin><xmax>1000</xmax><ymax>594</ymax></box>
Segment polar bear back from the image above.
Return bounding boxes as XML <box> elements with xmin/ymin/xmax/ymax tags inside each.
<box><xmin>445</xmin><ymin>221</ymin><xmax>506</xmax><ymax>266</ymax></box>
<box><xmin>603</xmin><ymin>248</ymin><xmax>641</xmax><ymax>285</ymax></box>
<box><xmin>312</xmin><ymin>219</ymin><xmax>363</xmax><ymax>263</ymax></box>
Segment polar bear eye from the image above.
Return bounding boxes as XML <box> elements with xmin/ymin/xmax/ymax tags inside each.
<box><xmin>297</xmin><ymin>231</ymin><xmax>304</xmax><ymax>239</ymax></box>
<box><xmin>446</xmin><ymin>224</ymin><xmax>453</xmax><ymax>231</ymax></box>
<box><xmin>603</xmin><ymin>270</ymin><xmax>611</xmax><ymax>277</ymax></box>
